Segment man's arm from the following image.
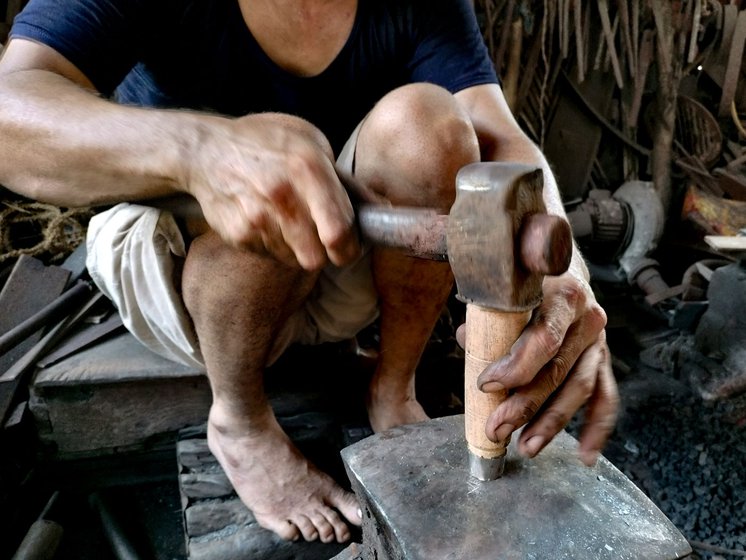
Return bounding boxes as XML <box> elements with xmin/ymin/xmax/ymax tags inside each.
<box><xmin>0</xmin><ymin>38</ymin><xmax>193</xmax><ymax>206</ymax></box>
<box><xmin>0</xmin><ymin>38</ymin><xmax>360</xmax><ymax>270</ymax></box>
<box><xmin>455</xmin><ymin>83</ymin><xmax>619</xmax><ymax>466</ymax></box>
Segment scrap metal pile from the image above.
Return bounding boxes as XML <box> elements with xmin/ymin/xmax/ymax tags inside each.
<box><xmin>476</xmin><ymin>0</ymin><xmax>746</xmax><ymax>408</ymax></box>
<box><xmin>476</xmin><ymin>2</ymin><xmax>746</xmax><ymax>557</ymax></box>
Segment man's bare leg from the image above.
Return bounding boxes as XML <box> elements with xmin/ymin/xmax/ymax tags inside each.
<box><xmin>353</xmin><ymin>83</ymin><xmax>481</xmax><ymax>431</ymax></box>
<box><xmin>182</xmin><ymin>231</ymin><xmax>360</xmax><ymax>543</ymax></box>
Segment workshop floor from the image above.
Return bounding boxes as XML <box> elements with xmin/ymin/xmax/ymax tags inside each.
<box><xmin>9</xmin><ymin>289</ymin><xmax>746</xmax><ymax>560</ymax></box>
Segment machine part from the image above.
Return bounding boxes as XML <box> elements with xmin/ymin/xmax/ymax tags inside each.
<box><xmin>624</xmin><ymin>257</ymin><xmax>670</xmax><ymax>300</ymax></box>
<box><xmin>341</xmin><ymin>415</ymin><xmax>692</xmax><ymax>560</ymax></box>
<box><xmin>569</xmin><ymin>182</ymin><xmax>669</xmax><ymax>301</ymax></box>
<box><xmin>566</xmin><ymin>189</ymin><xmax>631</xmax><ymax>262</ymax></box>
<box><xmin>613</xmin><ymin>180</ymin><xmax>666</xmax><ymax>290</ymax></box>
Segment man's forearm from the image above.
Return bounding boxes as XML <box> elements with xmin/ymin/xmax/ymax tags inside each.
<box><xmin>483</xmin><ymin>134</ymin><xmax>591</xmax><ymax>282</ymax></box>
<box><xmin>0</xmin><ymin>69</ymin><xmax>209</xmax><ymax>207</ymax></box>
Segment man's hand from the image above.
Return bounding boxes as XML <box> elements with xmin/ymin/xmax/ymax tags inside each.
<box><xmin>184</xmin><ymin>113</ymin><xmax>362</xmax><ymax>270</ymax></box>
<box><xmin>458</xmin><ymin>272</ymin><xmax>619</xmax><ymax>466</ymax></box>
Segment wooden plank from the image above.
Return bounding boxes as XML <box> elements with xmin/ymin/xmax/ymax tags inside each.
<box><xmin>180</xmin><ymin>472</ymin><xmax>233</xmax><ymax>500</ymax></box>
<box><xmin>713</xmin><ymin>168</ymin><xmax>746</xmax><ymax>202</ymax></box>
<box><xmin>34</xmin><ymin>331</ymin><xmax>204</xmax><ymax>386</ymax></box>
<box><xmin>178</xmin><ymin>438</ymin><xmax>218</xmax><ymax>469</ymax></box>
<box><xmin>30</xmin><ymin>375</ymin><xmax>211</xmax><ymax>456</ymax></box>
<box><xmin>329</xmin><ymin>544</ymin><xmax>363</xmax><ymax>560</ymax></box>
<box><xmin>27</xmin><ymin>330</ymin><xmax>210</xmax><ymax>455</ymax></box>
<box><xmin>185</xmin><ymin>499</ymin><xmax>255</xmax><ymax>538</ymax></box>
<box><xmin>704</xmin><ymin>235</ymin><xmax>746</xmax><ymax>253</ymax></box>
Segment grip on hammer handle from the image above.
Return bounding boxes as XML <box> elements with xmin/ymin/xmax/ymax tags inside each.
<box><xmin>465</xmin><ymin>304</ymin><xmax>531</xmax><ymax>480</ymax></box>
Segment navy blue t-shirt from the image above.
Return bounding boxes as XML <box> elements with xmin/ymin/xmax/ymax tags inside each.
<box><xmin>11</xmin><ymin>0</ymin><xmax>498</xmax><ymax>155</ymax></box>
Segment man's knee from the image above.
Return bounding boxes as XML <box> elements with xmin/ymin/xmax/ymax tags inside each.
<box><xmin>357</xmin><ymin>83</ymin><xmax>479</xmax><ymax>208</ymax></box>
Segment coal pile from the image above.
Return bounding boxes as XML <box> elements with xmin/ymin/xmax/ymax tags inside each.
<box><xmin>570</xmin><ymin>365</ymin><xmax>746</xmax><ymax>560</ymax></box>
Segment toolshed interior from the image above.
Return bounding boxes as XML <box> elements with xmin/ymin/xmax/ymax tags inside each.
<box><xmin>1</xmin><ymin>1</ymin><xmax>745</xmax><ymax>559</ymax></box>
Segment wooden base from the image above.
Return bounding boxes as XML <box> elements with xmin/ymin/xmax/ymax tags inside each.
<box><xmin>176</xmin><ymin>425</ymin><xmax>353</xmax><ymax>560</ymax></box>
<box><xmin>30</xmin><ymin>331</ymin><xmax>211</xmax><ymax>458</ymax></box>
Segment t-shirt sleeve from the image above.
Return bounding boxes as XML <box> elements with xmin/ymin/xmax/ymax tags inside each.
<box><xmin>9</xmin><ymin>0</ymin><xmax>145</xmax><ymax>95</ymax></box>
<box><xmin>407</xmin><ymin>0</ymin><xmax>499</xmax><ymax>93</ymax></box>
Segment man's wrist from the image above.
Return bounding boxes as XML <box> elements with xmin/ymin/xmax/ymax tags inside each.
<box><xmin>567</xmin><ymin>243</ymin><xmax>591</xmax><ymax>284</ymax></box>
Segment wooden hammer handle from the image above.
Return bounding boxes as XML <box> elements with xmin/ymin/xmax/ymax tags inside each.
<box><xmin>464</xmin><ymin>304</ymin><xmax>531</xmax><ymax>463</ymax></box>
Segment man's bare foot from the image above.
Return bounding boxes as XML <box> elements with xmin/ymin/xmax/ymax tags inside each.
<box><xmin>366</xmin><ymin>378</ymin><xmax>430</xmax><ymax>433</ymax></box>
<box><xmin>207</xmin><ymin>407</ymin><xmax>361</xmax><ymax>543</ymax></box>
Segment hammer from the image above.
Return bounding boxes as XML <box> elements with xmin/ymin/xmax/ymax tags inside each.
<box><xmin>359</xmin><ymin>162</ymin><xmax>572</xmax><ymax>480</ymax></box>
<box><xmin>148</xmin><ymin>162</ymin><xmax>572</xmax><ymax>480</ymax></box>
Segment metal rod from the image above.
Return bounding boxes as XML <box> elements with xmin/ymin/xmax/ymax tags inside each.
<box><xmin>0</xmin><ymin>280</ymin><xmax>93</xmax><ymax>356</ymax></box>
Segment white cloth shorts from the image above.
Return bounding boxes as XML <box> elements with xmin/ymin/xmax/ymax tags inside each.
<box><xmin>85</xmin><ymin>122</ymin><xmax>379</xmax><ymax>370</ymax></box>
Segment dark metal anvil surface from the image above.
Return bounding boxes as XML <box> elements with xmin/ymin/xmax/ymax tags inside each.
<box><xmin>341</xmin><ymin>415</ymin><xmax>692</xmax><ymax>560</ymax></box>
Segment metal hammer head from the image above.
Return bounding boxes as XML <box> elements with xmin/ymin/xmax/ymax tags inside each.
<box><xmin>446</xmin><ymin>162</ymin><xmax>573</xmax><ymax>312</ymax></box>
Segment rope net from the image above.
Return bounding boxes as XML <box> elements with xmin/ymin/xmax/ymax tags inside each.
<box><xmin>0</xmin><ymin>195</ymin><xmax>94</xmax><ymax>265</ymax></box>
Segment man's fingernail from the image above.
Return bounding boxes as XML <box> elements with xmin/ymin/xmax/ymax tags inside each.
<box><xmin>357</xmin><ymin>508</ymin><xmax>363</xmax><ymax>519</ymax></box>
<box><xmin>580</xmin><ymin>449</ymin><xmax>599</xmax><ymax>466</ymax></box>
<box><xmin>495</xmin><ymin>424</ymin><xmax>515</xmax><ymax>442</ymax></box>
<box><xmin>523</xmin><ymin>435</ymin><xmax>545</xmax><ymax>457</ymax></box>
<box><xmin>480</xmin><ymin>381</ymin><xmax>505</xmax><ymax>393</ymax></box>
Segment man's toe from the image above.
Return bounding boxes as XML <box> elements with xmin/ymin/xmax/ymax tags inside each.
<box><xmin>261</xmin><ymin>517</ymin><xmax>301</xmax><ymax>541</ymax></box>
<box><xmin>330</xmin><ymin>488</ymin><xmax>362</xmax><ymax>527</ymax></box>
<box><xmin>310</xmin><ymin>511</ymin><xmax>336</xmax><ymax>543</ymax></box>
<box><xmin>294</xmin><ymin>514</ymin><xmax>319</xmax><ymax>541</ymax></box>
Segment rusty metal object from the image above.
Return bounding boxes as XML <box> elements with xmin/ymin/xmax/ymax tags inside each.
<box><xmin>447</xmin><ymin>163</ymin><xmax>570</xmax><ymax>311</ymax></box>
<box><xmin>682</xmin><ymin>185</ymin><xmax>746</xmax><ymax>235</ymax></box>
<box><xmin>357</xmin><ymin>207</ymin><xmax>448</xmax><ymax>260</ymax></box>
<box><xmin>341</xmin><ymin>415</ymin><xmax>693</xmax><ymax>560</ymax></box>
<box><xmin>149</xmin><ymin>183</ymin><xmax>572</xmax><ymax>278</ymax></box>
<box><xmin>359</xmin><ymin>204</ymin><xmax>571</xmax><ymax>272</ymax></box>
<box><xmin>0</xmin><ymin>279</ymin><xmax>93</xmax><ymax>356</ymax></box>
<box><xmin>675</xmin><ymin>96</ymin><xmax>723</xmax><ymax>169</ymax></box>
